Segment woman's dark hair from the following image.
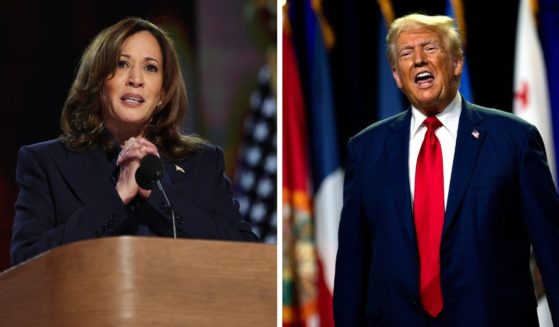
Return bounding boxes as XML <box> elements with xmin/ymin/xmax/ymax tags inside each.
<box><xmin>60</xmin><ymin>17</ymin><xmax>205</xmax><ymax>159</ymax></box>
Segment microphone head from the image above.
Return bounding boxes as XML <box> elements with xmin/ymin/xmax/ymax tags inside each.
<box><xmin>135</xmin><ymin>154</ymin><xmax>164</xmax><ymax>190</ymax></box>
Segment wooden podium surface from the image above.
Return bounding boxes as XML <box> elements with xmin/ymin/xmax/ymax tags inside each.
<box><xmin>0</xmin><ymin>237</ymin><xmax>277</xmax><ymax>326</ymax></box>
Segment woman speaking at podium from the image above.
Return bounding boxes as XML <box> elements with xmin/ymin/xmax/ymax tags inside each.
<box><xmin>11</xmin><ymin>18</ymin><xmax>258</xmax><ymax>266</ymax></box>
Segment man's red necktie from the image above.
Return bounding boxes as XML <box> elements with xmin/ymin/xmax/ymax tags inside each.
<box><xmin>414</xmin><ymin>116</ymin><xmax>444</xmax><ymax>317</ymax></box>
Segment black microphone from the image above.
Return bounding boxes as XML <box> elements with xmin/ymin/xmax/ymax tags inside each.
<box><xmin>135</xmin><ymin>154</ymin><xmax>164</xmax><ymax>190</ymax></box>
<box><xmin>135</xmin><ymin>154</ymin><xmax>177</xmax><ymax>238</ymax></box>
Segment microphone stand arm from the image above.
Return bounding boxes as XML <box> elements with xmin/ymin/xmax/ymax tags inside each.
<box><xmin>156</xmin><ymin>180</ymin><xmax>177</xmax><ymax>239</ymax></box>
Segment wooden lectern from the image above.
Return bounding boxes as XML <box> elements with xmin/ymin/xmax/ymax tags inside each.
<box><xmin>0</xmin><ymin>237</ymin><xmax>277</xmax><ymax>326</ymax></box>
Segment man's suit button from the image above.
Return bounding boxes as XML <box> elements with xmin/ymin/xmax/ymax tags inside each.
<box><xmin>411</xmin><ymin>254</ymin><xmax>418</xmax><ymax>262</ymax></box>
<box><xmin>412</xmin><ymin>298</ymin><xmax>419</xmax><ymax>306</ymax></box>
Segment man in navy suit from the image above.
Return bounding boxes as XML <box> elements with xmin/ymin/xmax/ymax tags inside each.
<box><xmin>333</xmin><ymin>13</ymin><xmax>559</xmax><ymax>326</ymax></box>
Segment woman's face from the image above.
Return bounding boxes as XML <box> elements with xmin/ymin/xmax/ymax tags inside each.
<box><xmin>102</xmin><ymin>31</ymin><xmax>164</xmax><ymax>135</ymax></box>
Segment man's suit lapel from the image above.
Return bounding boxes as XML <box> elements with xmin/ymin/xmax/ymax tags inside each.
<box><xmin>386</xmin><ymin>110</ymin><xmax>416</xmax><ymax>246</ymax></box>
<box><xmin>51</xmin><ymin>147</ymin><xmax>116</xmax><ymax>205</ymax></box>
<box><xmin>444</xmin><ymin>100</ymin><xmax>485</xmax><ymax>236</ymax></box>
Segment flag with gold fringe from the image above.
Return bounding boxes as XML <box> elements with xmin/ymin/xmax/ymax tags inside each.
<box><xmin>282</xmin><ymin>10</ymin><xmax>320</xmax><ymax>325</ymax></box>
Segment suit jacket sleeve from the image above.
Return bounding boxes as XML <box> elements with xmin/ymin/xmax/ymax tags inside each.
<box><xmin>11</xmin><ymin>145</ymin><xmax>131</xmax><ymax>265</ymax></box>
<box><xmin>519</xmin><ymin>126</ymin><xmax>559</xmax><ymax>325</ymax></box>
<box><xmin>133</xmin><ymin>145</ymin><xmax>259</xmax><ymax>242</ymax></box>
<box><xmin>333</xmin><ymin>138</ymin><xmax>372</xmax><ymax>325</ymax></box>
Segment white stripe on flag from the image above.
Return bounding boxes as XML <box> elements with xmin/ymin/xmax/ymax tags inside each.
<box><xmin>538</xmin><ymin>296</ymin><xmax>554</xmax><ymax>327</ymax></box>
<box><xmin>513</xmin><ymin>0</ymin><xmax>556</xmax><ymax>184</ymax></box>
<box><xmin>315</xmin><ymin>168</ymin><xmax>344</xmax><ymax>293</ymax></box>
<box><xmin>514</xmin><ymin>1</ymin><xmax>555</xmax><ymax>325</ymax></box>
